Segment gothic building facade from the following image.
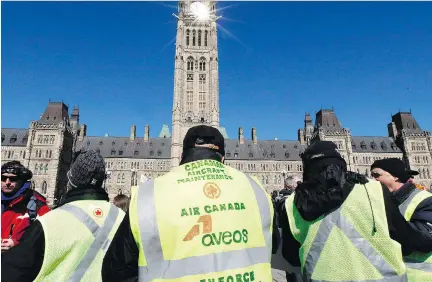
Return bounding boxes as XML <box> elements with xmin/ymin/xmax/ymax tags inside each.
<box><xmin>2</xmin><ymin>1</ymin><xmax>432</xmax><ymax>205</ymax></box>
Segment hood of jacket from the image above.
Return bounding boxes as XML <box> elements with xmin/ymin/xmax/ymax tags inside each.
<box><xmin>294</xmin><ymin>159</ymin><xmax>368</xmax><ymax>221</ymax></box>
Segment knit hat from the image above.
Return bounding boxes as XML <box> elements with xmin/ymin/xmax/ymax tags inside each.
<box><xmin>182</xmin><ymin>125</ymin><xmax>225</xmax><ymax>156</ymax></box>
<box><xmin>67</xmin><ymin>150</ymin><xmax>106</xmax><ymax>188</ymax></box>
<box><xmin>371</xmin><ymin>158</ymin><xmax>418</xmax><ymax>183</ymax></box>
<box><xmin>301</xmin><ymin>141</ymin><xmax>345</xmax><ymax>165</ymax></box>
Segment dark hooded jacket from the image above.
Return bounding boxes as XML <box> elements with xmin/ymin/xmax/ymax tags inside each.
<box><xmin>279</xmin><ymin>166</ymin><xmax>432</xmax><ymax>267</ymax></box>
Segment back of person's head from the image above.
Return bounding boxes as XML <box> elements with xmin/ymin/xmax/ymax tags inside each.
<box><xmin>113</xmin><ymin>194</ymin><xmax>130</xmax><ymax>212</ymax></box>
<box><xmin>67</xmin><ymin>150</ymin><xmax>106</xmax><ymax>190</ymax></box>
<box><xmin>301</xmin><ymin>140</ymin><xmax>347</xmax><ymax>183</ymax></box>
<box><xmin>180</xmin><ymin>125</ymin><xmax>225</xmax><ymax>165</ymax></box>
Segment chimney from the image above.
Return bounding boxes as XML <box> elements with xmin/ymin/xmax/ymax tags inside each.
<box><xmin>130</xmin><ymin>124</ymin><xmax>136</xmax><ymax>141</ymax></box>
<box><xmin>252</xmin><ymin>127</ymin><xmax>257</xmax><ymax>144</ymax></box>
<box><xmin>298</xmin><ymin>128</ymin><xmax>304</xmax><ymax>145</ymax></box>
<box><xmin>388</xmin><ymin>122</ymin><xmax>398</xmax><ymax>138</ymax></box>
<box><xmin>238</xmin><ymin>127</ymin><xmax>244</xmax><ymax>144</ymax></box>
<box><xmin>79</xmin><ymin>124</ymin><xmax>87</xmax><ymax>141</ymax></box>
<box><xmin>144</xmin><ymin>125</ymin><xmax>150</xmax><ymax>142</ymax></box>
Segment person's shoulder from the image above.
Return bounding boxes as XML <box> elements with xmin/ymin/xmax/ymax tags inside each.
<box><xmin>31</xmin><ymin>190</ymin><xmax>48</xmax><ymax>204</ymax></box>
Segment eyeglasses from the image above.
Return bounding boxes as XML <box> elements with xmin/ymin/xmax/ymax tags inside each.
<box><xmin>371</xmin><ymin>172</ymin><xmax>382</xmax><ymax>178</ymax></box>
<box><xmin>1</xmin><ymin>175</ymin><xmax>20</xmax><ymax>182</ymax></box>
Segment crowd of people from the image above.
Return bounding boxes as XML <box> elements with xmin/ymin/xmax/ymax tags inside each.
<box><xmin>1</xmin><ymin>125</ymin><xmax>431</xmax><ymax>281</ymax></box>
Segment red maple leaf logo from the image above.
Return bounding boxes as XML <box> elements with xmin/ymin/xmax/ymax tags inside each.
<box><xmin>93</xmin><ymin>208</ymin><xmax>103</xmax><ymax>217</ymax></box>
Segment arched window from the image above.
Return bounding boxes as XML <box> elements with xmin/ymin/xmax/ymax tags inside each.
<box><xmin>186</xmin><ymin>29</ymin><xmax>190</xmax><ymax>46</ymax></box>
<box><xmin>34</xmin><ymin>164</ymin><xmax>39</xmax><ymax>175</ymax></box>
<box><xmin>205</xmin><ymin>30</ymin><xmax>208</xmax><ymax>46</ymax></box>
<box><xmin>41</xmin><ymin>181</ymin><xmax>47</xmax><ymax>194</ymax></box>
<box><xmin>198</xmin><ymin>30</ymin><xmax>202</xmax><ymax>46</ymax></box>
<box><xmin>23</xmin><ymin>151</ymin><xmax>26</xmax><ymax>159</ymax></box>
<box><xmin>38</xmin><ymin>150</ymin><xmax>42</xmax><ymax>158</ymax></box>
<box><xmin>118</xmin><ymin>189</ymin><xmax>123</xmax><ymax>195</ymax></box>
<box><xmin>187</xmin><ymin>57</ymin><xmax>194</xmax><ymax>71</ymax></box>
<box><xmin>199</xmin><ymin>58</ymin><xmax>206</xmax><ymax>71</ymax></box>
<box><xmin>44</xmin><ymin>164</ymin><xmax>48</xmax><ymax>174</ymax></box>
<box><xmin>192</xmin><ymin>30</ymin><xmax>196</xmax><ymax>46</ymax></box>
<box><xmin>121</xmin><ymin>173</ymin><xmax>125</xmax><ymax>184</ymax></box>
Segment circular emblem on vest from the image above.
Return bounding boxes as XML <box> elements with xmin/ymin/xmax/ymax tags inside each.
<box><xmin>93</xmin><ymin>208</ymin><xmax>103</xmax><ymax>217</ymax></box>
<box><xmin>203</xmin><ymin>182</ymin><xmax>221</xmax><ymax>199</ymax></box>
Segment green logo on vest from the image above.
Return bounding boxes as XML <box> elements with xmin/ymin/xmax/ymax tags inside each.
<box><xmin>200</xmin><ymin>271</ymin><xmax>256</xmax><ymax>282</ymax></box>
<box><xmin>202</xmin><ymin>229</ymin><xmax>248</xmax><ymax>247</ymax></box>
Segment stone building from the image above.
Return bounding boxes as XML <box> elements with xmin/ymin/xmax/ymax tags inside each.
<box><xmin>2</xmin><ymin>1</ymin><xmax>432</xmax><ymax>205</ymax></box>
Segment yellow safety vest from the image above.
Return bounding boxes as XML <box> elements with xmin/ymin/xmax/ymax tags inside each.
<box><xmin>286</xmin><ymin>180</ymin><xmax>407</xmax><ymax>281</ymax></box>
<box><xmin>34</xmin><ymin>200</ymin><xmax>125</xmax><ymax>282</ymax></box>
<box><xmin>129</xmin><ymin>159</ymin><xmax>274</xmax><ymax>282</ymax></box>
<box><xmin>399</xmin><ymin>188</ymin><xmax>432</xmax><ymax>281</ymax></box>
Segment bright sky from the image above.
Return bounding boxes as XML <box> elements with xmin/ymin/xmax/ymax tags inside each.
<box><xmin>2</xmin><ymin>2</ymin><xmax>431</xmax><ymax>140</ymax></box>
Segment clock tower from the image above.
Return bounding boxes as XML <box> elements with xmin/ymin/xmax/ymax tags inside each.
<box><xmin>171</xmin><ymin>0</ymin><xmax>221</xmax><ymax>166</ymax></box>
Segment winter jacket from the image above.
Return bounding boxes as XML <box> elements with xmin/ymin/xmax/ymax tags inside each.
<box><xmin>1</xmin><ymin>186</ymin><xmax>110</xmax><ymax>282</ymax></box>
<box><xmin>1</xmin><ymin>186</ymin><xmax>50</xmax><ymax>245</ymax></box>
<box><xmin>278</xmin><ymin>173</ymin><xmax>432</xmax><ymax>267</ymax></box>
<box><xmin>391</xmin><ymin>182</ymin><xmax>432</xmax><ymax>251</ymax></box>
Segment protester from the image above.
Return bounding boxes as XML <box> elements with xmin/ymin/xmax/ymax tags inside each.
<box><xmin>371</xmin><ymin>158</ymin><xmax>432</xmax><ymax>280</ymax></box>
<box><xmin>1</xmin><ymin>150</ymin><xmax>125</xmax><ymax>281</ymax></box>
<box><xmin>102</xmin><ymin>125</ymin><xmax>278</xmax><ymax>281</ymax></box>
<box><xmin>113</xmin><ymin>194</ymin><xmax>130</xmax><ymax>212</ymax></box>
<box><xmin>1</xmin><ymin>161</ymin><xmax>49</xmax><ymax>252</ymax></box>
<box><xmin>280</xmin><ymin>141</ymin><xmax>431</xmax><ymax>281</ymax></box>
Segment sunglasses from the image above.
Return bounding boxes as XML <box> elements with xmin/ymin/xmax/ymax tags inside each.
<box><xmin>1</xmin><ymin>175</ymin><xmax>20</xmax><ymax>182</ymax></box>
<box><xmin>371</xmin><ymin>172</ymin><xmax>382</xmax><ymax>178</ymax></box>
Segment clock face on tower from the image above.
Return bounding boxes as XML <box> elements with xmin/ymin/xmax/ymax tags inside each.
<box><xmin>190</xmin><ymin>1</ymin><xmax>210</xmax><ymax>21</ymax></box>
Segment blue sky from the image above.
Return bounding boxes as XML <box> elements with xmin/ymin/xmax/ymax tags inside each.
<box><xmin>2</xmin><ymin>1</ymin><xmax>432</xmax><ymax>140</ymax></box>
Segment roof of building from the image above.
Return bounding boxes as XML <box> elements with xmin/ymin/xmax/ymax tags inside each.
<box><xmin>158</xmin><ymin>125</ymin><xmax>171</xmax><ymax>138</ymax></box>
<box><xmin>224</xmin><ymin>139</ymin><xmax>305</xmax><ymax>161</ymax></box>
<box><xmin>75</xmin><ymin>136</ymin><xmax>172</xmax><ymax>159</ymax></box>
<box><xmin>315</xmin><ymin>109</ymin><xmax>343</xmax><ymax>132</ymax></box>
<box><xmin>75</xmin><ymin>135</ymin><xmax>306</xmax><ymax>161</ymax></box>
<box><xmin>39</xmin><ymin>102</ymin><xmax>70</xmax><ymax>124</ymax></box>
<box><xmin>392</xmin><ymin>112</ymin><xmax>422</xmax><ymax>135</ymax></box>
<box><xmin>1</xmin><ymin>128</ymin><xmax>29</xmax><ymax>147</ymax></box>
<box><xmin>351</xmin><ymin>136</ymin><xmax>401</xmax><ymax>153</ymax></box>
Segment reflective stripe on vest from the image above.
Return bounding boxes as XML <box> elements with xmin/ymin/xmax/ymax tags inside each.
<box><xmin>303</xmin><ymin>205</ymin><xmax>405</xmax><ymax>282</ymax></box>
<box><xmin>136</xmin><ymin>175</ymin><xmax>272</xmax><ymax>281</ymax></box>
<box><xmin>57</xmin><ymin>204</ymin><xmax>119</xmax><ymax>281</ymax></box>
<box><xmin>286</xmin><ymin>182</ymin><xmax>407</xmax><ymax>282</ymax></box>
<box><xmin>399</xmin><ymin>189</ymin><xmax>424</xmax><ymax>221</ymax></box>
<box><xmin>398</xmin><ymin>189</ymin><xmax>432</xmax><ymax>278</ymax></box>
